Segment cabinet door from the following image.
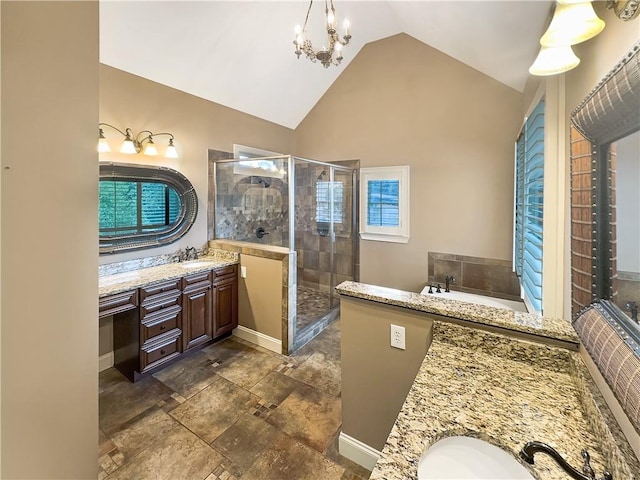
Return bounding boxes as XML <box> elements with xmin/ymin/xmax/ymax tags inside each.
<box><xmin>213</xmin><ymin>276</ymin><xmax>238</xmax><ymax>338</ymax></box>
<box><xmin>182</xmin><ymin>284</ymin><xmax>213</xmax><ymax>351</ymax></box>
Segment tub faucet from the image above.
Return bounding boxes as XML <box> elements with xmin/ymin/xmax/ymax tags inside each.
<box><xmin>445</xmin><ymin>275</ymin><xmax>455</xmax><ymax>292</ymax></box>
<box><xmin>519</xmin><ymin>441</ymin><xmax>612</xmax><ymax>480</ymax></box>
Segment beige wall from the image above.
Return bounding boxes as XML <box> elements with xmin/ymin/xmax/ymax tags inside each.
<box><xmin>238</xmin><ymin>254</ymin><xmax>283</xmax><ymax>340</ymax></box>
<box><xmin>294</xmin><ymin>33</ymin><xmax>523</xmax><ymax>292</ymax></box>
<box><xmin>99</xmin><ymin>65</ymin><xmax>295</xmax><ymax>264</ymax></box>
<box><xmin>1</xmin><ymin>2</ymin><xmax>99</xmax><ymax>478</ymax></box>
<box><xmin>341</xmin><ymin>297</ymin><xmax>433</xmax><ymax>451</ymax></box>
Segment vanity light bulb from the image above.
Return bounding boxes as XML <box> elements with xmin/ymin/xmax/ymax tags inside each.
<box><xmin>165</xmin><ymin>140</ymin><xmax>178</xmax><ymax>159</ymax></box>
<box><xmin>97</xmin><ymin>136</ymin><xmax>111</xmax><ymax>153</ymax></box>
<box><xmin>120</xmin><ymin>138</ymin><xmax>137</xmax><ymax>154</ymax></box>
<box><xmin>143</xmin><ymin>140</ymin><xmax>158</xmax><ymax>156</ymax></box>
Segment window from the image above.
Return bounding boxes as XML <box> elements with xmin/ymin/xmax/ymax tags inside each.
<box><xmin>360</xmin><ymin>166</ymin><xmax>409</xmax><ymax>243</ymax></box>
<box><xmin>514</xmin><ymin>98</ymin><xmax>545</xmax><ymax>314</ymax></box>
<box><xmin>232</xmin><ymin>144</ymin><xmax>285</xmax><ymax>179</ymax></box>
<box><xmin>99</xmin><ymin>162</ymin><xmax>198</xmax><ymax>254</ymax></box>
<box><xmin>316</xmin><ymin>181</ymin><xmax>343</xmax><ymax>224</ymax></box>
<box><xmin>99</xmin><ymin>181</ymin><xmax>181</xmax><ymax>236</ymax></box>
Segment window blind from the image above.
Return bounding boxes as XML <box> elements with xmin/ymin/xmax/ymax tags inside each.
<box><xmin>367</xmin><ymin>180</ymin><xmax>399</xmax><ymax>227</ymax></box>
<box><xmin>315</xmin><ymin>181</ymin><xmax>343</xmax><ymax>224</ymax></box>
<box><xmin>515</xmin><ymin>99</ymin><xmax>545</xmax><ymax>313</ymax></box>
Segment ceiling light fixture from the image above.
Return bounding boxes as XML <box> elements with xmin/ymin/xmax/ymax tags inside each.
<box><xmin>529</xmin><ymin>0</ymin><xmax>605</xmax><ymax>76</ymax></box>
<box><xmin>98</xmin><ymin>123</ymin><xmax>178</xmax><ymax>158</ymax></box>
<box><xmin>293</xmin><ymin>0</ymin><xmax>351</xmax><ymax>68</ymax></box>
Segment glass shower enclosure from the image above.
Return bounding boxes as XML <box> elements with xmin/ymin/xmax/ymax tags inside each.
<box><xmin>213</xmin><ymin>155</ymin><xmax>358</xmax><ymax>349</ymax></box>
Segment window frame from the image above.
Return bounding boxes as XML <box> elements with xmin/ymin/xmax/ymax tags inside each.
<box><xmin>359</xmin><ymin>166</ymin><xmax>410</xmax><ymax>243</ymax></box>
<box><xmin>514</xmin><ymin>98</ymin><xmax>545</xmax><ymax>315</ymax></box>
<box><xmin>99</xmin><ymin>162</ymin><xmax>198</xmax><ymax>255</ymax></box>
<box><xmin>232</xmin><ymin>144</ymin><xmax>285</xmax><ymax>179</ymax></box>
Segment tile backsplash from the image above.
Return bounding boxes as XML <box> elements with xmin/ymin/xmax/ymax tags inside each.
<box><xmin>427</xmin><ymin>252</ymin><xmax>521</xmax><ymax>301</ymax></box>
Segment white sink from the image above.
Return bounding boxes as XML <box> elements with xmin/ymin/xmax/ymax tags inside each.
<box><xmin>178</xmin><ymin>261</ymin><xmax>212</xmax><ymax>269</ymax></box>
<box><xmin>418</xmin><ymin>436</ymin><xmax>535</xmax><ymax>479</ymax></box>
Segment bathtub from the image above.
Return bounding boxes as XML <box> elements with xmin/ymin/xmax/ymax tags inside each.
<box><xmin>419</xmin><ymin>286</ymin><xmax>528</xmax><ymax>312</ymax></box>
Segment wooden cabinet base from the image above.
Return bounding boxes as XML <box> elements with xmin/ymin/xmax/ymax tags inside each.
<box><xmin>115</xmin><ymin>331</ymin><xmax>233</xmax><ymax>382</ymax></box>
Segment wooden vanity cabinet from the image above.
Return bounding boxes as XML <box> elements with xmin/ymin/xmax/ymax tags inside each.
<box><xmin>138</xmin><ymin>280</ymin><xmax>182</xmax><ymax>375</ymax></box>
<box><xmin>103</xmin><ymin>264</ymin><xmax>238</xmax><ymax>382</ymax></box>
<box><xmin>212</xmin><ymin>265</ymin><xmax>238</xmax><ymax>338</ymax></box>
<box><xmin>182</xmin><ymin>271</ymin><xmax>213</xmax><ymax>351</ymax></box>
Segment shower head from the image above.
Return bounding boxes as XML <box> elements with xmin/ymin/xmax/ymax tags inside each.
<box><xmin>254</xmin><ymin>177</ymin><xmax>270</xmax><ymax>188</ymax></box>
<box><xmin>317</xmin><ymin>170</ymin><xmax>326</xmax><ymax>180</ymax></box>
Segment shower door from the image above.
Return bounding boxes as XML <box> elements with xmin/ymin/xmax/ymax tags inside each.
<box><xmin>293</xmin><ymin>159</ymin><xmax>357</xmax><ymax>339</ymax></box>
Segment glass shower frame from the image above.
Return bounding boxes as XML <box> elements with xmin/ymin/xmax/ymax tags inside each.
<box><xmin>212</xmin><ymin>155</ymin><xmax>358</xmax><ymax>349</ymax></box>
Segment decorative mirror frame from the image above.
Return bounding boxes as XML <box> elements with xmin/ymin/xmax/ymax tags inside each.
<box><xmin>99</xmin><ymin>162</ymin><xmax>198</xmax><ymax>254</ymax></box>
<box><xmin>570</xmin><ymin>41</ymin><xmax>640</xmax><ymax>347</ymax></box>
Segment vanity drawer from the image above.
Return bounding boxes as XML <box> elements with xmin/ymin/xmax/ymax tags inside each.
<box><xmin>141</xmin><ymin>307</ymin><xmax>181</xmax><ymax>343</ymax></box>
<box><xmin>182</xmin><ymin>270</ymin><xmax>212</xmax><ymax>291</ymax></box>
<box><xmin>140</xmin><ymin>332</ymin><xmax>181</xmax><ymax>373</ymax></box>
<box><xmin>140</xmin><ymin>279</ymin><xmax>181</xmax><ymax>302</ymax></box>
<box><xmin>140</xmin><ymin>293</ymin><xmax>182</xmax><ymax>318</ymax></box>
<box><xmin>99</xmin><ymin>290</ymin><xmax>138</xmax><ymax>318</ymax></box>
<box><xmin>212</xmin><ymin>265</ymin><xmax>237</xmax><ymax>283</ymax></box>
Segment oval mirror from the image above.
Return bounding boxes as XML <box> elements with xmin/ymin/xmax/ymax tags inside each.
<box><xmin>99</xmin><ymin>162</ymin><xmax>197</xmax><ymax>254</ymax></box>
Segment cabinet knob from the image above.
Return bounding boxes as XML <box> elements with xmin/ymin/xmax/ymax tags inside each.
<box><xmin>160</xmin><ymin>349</ymin><xmax>166</xmax><ymax>355</ymax></box>
<box><xmin>160</xmin><ymin>325</ymin><xmax>166</xmax><ymax>330</ymax></box>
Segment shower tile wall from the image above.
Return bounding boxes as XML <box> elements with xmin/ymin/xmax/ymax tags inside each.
<box><xmin>209</xmin><ymin>152</ymin><xmax>289</xmax><ymax>247</ymax></box>
<box><xmin>295</xmin><ymin>162</ymin><xmax>356</xmax><ymax>292</ymax></box>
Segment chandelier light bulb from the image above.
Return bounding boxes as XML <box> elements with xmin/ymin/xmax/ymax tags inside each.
<box><xmin>343</xmin><ymin>18</ymin><xmax>350</xmax><ymax>35</ymax></box>
<box><xmin>327</xmin><ymin>9</ymin><xmax>335</xmax><ymax>27</ymax></box>
<box><xmin>295</xmin><ymin>24</ymin><xmax>302</xmax><ymax>35</ymax></box>
<box><xmin>297</xmin><ymin>34</ymin><xmax>305</xmax><ymax>45</ymax></box>
<box><xmin>335</xmin><ymin>42</ymin><xmax>342</xmax><ymax>52</ymax></box>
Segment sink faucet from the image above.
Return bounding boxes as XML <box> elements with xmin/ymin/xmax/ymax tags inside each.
<box><xmin>445</xmin><ymin>275</ymin><xmax>455</xmax><ymax>292</ymax></box>
<box><xmin>519</xmin><ymin>441</ymin><xmax>612</xmax><ymax>480</ymax></box>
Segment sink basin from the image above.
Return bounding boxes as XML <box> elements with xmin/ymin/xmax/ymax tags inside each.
<box><xmin>178</xmin><ymin>261</ymin><xmax>212</xmax><ymax>269</ymax></box>
<box><xmin>418</xmin><ymin>436</ymin><xmax>534</xmax><ymax>479</ymax></box>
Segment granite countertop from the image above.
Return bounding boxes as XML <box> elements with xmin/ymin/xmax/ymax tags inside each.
<box><xmin>335</xmin><ymin>281</ymin><xmax>579</xmax><ymax>345</ymax></box>
<box><xmin>99</xmin><ymin>252</ymin><xmax>239</xmax><ymax>297</ymax></box>
<box><xmin>370</xmin><ymin>321</ymin><xmax>638</xmax><ymax>480</ymax></box>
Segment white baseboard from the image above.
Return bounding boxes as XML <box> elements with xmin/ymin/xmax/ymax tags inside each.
<box><xmin>98</xmin><ymin>351</ymin><xmax>114</xmax><ymax>372</ymax></box>
<box><xmin>233</xmin><ymin>325</ymin><xmax>282</xmax><ymax>354</ymax></box>
<box><xmin>339</xmin><ymin>432</ymin><xmax>381</xmax><ymax>471</ymax></box>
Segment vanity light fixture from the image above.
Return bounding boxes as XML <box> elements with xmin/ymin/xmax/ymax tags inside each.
<box><xmin>293</xmin><ymin>0</ymin><xmax>351</xmax><ymax>68</ymax></box>
<box><xmin>529</xmin><ymin>0</ymin><xmax>605</xmax><ymax>76</ymax></box>
<box><xmin>540</xmin><ymin>1</ymin><xmax>605</xmax><ymax>47</ymax></box>
<box><xmin>529</xmin><ymin>44</ymin><xmax>581</xmax><ymax>76</ymax></box>
<box><xmin>98</xmin><ymin>123</ymin><xmax>178</xmax><ymax>158</ymax></box>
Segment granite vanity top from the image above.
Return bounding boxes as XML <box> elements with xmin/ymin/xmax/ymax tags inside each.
<box><xmin>370</xmin><ymin>321</ymin><xmax>639</xmax><ymax>480</ymax></box>
<box><xmin>335</xmin><ymin>281</ymin><xmax>579</xmax><ymax>345</ymax></box>
<box><xmin>99</xmin><ymin>251</ymin><xmax>239</xmax><ymax>297</ymax></box>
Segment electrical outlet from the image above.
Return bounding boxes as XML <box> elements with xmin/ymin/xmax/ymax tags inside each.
<box><xmin>390</xmin><ymin>324</ymin><xmax>406</xmax><ymax>350</ymax></box>
<box><xmin>240</xmin><ymin>266</ymin><xmax>247</xmax><ymax>278</ymax></box>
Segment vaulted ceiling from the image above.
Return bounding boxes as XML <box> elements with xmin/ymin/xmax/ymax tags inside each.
<box><xmin>100</xmin><ymin>1</ymin><xmax>552</xmax><ymax>129</ymax></box>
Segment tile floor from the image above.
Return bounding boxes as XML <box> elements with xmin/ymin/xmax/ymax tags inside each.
<box><xmin>99</xmin><ymin>320</ymin><xmax>371</xmax><ymax>480</ymax></box>
<box><xmin>296</xmin><ymin>285</ymin><xmax>333</xmax><ymax>330</ymax></box>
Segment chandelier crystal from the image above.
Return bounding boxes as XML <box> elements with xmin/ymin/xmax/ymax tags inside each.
<box><xmin>293</xmin><ymin>0</ymin><xmax>351</xmax><ymax>68</ymax></box>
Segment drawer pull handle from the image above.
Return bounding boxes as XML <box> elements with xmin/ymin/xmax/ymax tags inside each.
<box><xmin>160</xmin><ymin>349</ymin><xmax>166</xmax><ymax>355</ymax></box>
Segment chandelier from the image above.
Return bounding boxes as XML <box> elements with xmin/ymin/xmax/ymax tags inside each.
<box><xmin>293</xmin><ymin>0</ymin><xmax>351</xmax><ymax>68</ymax></box>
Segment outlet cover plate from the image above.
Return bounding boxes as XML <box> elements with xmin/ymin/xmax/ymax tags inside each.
<box><xmin>390</xmin><ymin>324</ymin><xmax>406</xmax><ymax>350</ymax></box>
